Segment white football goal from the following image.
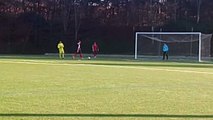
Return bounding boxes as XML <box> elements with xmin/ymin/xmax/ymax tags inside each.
<box><xmin>135</xmin><ymin>32</ymin><xmax>212</xmax><ymax>62</ymax></box>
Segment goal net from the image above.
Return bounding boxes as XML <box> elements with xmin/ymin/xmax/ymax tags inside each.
<box><xmin>135</xmin><ymin>32</ymin><xmax>212</xmax><ymax>62</ymax></box>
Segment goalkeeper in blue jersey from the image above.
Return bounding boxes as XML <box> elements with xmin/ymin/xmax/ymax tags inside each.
<box><xmin>57</xmin><ymin>41</ymin><xmax>65</xmax><ymax>59</ymax></box>
<box><xmin>162</xmin><ymin>43</ymin><xmax>169</xmax><ymax>60</ymax></box>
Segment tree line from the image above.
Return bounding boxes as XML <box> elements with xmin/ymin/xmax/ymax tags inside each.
<box><xmin>0</xmin><ymin>0</ymin><xmax>212</xmax><ymax>54</ymax></box>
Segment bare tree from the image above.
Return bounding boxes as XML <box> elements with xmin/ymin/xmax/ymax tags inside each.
<box><xmin>196</xmin><ymin>0</ymin><xmax>202</xmax><ymax>23</ymax></box>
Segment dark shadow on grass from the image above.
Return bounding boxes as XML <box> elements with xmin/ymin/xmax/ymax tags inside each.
<box><xmin>0</xmin><ymin>113</ymin><xmax>213</xmax><ymax>118</ymax></box>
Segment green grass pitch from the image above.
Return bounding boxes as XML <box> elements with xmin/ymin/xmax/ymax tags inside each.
<box><xmin>0</xmin><ymin>55</ymin><xmax>213</xmax><ymax>120</ymax></box>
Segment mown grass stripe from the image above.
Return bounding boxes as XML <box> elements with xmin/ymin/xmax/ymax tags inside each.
<box><xmin>0</xmin><ymin>60</ymin><xmax>213</xmax><ymax>75</ymax></box>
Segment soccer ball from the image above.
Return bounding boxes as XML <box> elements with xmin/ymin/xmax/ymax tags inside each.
<box><xmin>88</xmin><ymin>57</ymin><xmax>91</xmax><ymax>60</ymax></box>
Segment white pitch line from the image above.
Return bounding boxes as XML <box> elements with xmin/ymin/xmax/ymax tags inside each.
<box><xmin>0</xmin><ymin>60</ymin><xmax>213</xmax><ymax>75</ymax></box>
<box><xmin>79</xmin><ymin>64</ymin><xmax>213</xmax><ymax>75</ymax></box>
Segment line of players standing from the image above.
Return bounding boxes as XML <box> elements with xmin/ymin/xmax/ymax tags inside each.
<box><xmin>57</xmin><ymin>40</ymin><xmax>169</xmax><ymax>60</ymax></box>
<box><xmin>57</xmin><ymin>40</ymin><xmax>99</xmax><ymax>59</ymax></box>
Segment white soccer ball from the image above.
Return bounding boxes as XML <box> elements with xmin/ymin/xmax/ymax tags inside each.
<box><xmin>88</xmin><ymin>57</ymin><xmax>91</xmax><ymax>60</ymax></box>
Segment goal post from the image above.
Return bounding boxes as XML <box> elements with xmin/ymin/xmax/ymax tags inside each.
<box><xmin>135</xmin><ymin>32</ymin><xmax>212</xmax><ymax>62</ymax></box>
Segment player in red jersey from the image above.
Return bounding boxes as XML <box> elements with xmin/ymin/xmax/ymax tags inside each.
<box><xmin>92</xmin><ymin>42</ymin><xmax>99</xmax><ymax>58</ymax></box>
<box><xmin>73</xmin><ymin>40</ymin><xmax>83</xmax><ymax>59</ymax></box>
